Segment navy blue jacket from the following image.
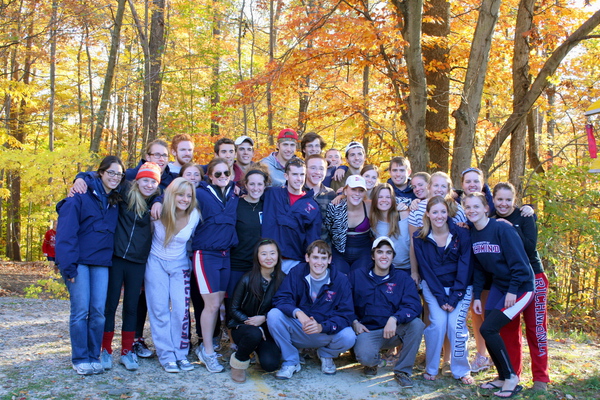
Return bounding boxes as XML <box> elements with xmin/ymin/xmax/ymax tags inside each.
<box><xmin>470</xmin><ymin>218</ymin><xmax>534</xmax><ymax>299</ymax></box>
<box><xmin>387</xmin><ymin>178</ymin><xmax>416</xmax><ymax>206</ymax></box>
<box><xmin>262</xmin><ymin>187</ymin><xmax>322</xmax><ymax>261</ymax></box>
<box><xmin>348</xmin><ymin>265</ymin><xmax>422</xmax><ymax>330</ymax></box>
<box><xmin>192</xmin><ymin>181</ymin><xmax>239</xmax><ymax>251</ymax></box>
<box><xmin>413</xmin><ymin>220</ymin><xmax>473</xmax><ymax>308</ymax></box>
<box><xmin>55</xmin><ymin>177</ymin><xmax>119</xmax><ymax>279</ymax></box>
<box><xmin>125</xmin><ymin>159</ymin><xmax>176</xmax><ymax>190</ymax></box>
<box><xmin>272</xmin><ymin>263</ymin><xmax>354</xmax><ymax>334</ymax></box>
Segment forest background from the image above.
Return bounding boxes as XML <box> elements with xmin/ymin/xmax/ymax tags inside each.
<box><xmin>1</xmin><ymin>0</ymin><xmax>600</xmax><ymax>332</ymax></box>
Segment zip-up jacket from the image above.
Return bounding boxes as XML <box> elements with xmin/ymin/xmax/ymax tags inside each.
<box><xmin>413</xmin><ymin>220</ymin><xmax>472</xmax><ymax>308</ymax></box>
<box><xmin>227</xmin><ymin>271</ymin><xmax>281</xmax><ymax>329</ymax></box>
<box><xmin>262</xmin><ymin>187</ymin><xmax>322</xmax><ymax>261</ymax></box>
<box><xmin>55</xmin><ymin>177</ymin><xmax>119</xmax><ymax>279</ymax></box>
<box><xmin>260</xmin><ymin>152</ymin><xmax>286</xmax><ymax>187</ymax></box>
<box><xmin>192</xmin><ymin>181</ymin><xmax>239</xmax><ymax>251</ymax></box>
<box><xmin>491</xmin><ymin>207</ymin><xmax>543</xmax><ymax>274</ymax></box>
<box><xmin>272</xmin><ymin>262</ymin><xmax>354</xmax><ymax>334</ymax></box>
<box><xmin>348</xmin><ymin>265</ymin><xmax>422</xmax><ymax>330</ymax></box>
<box><xmin>470</xmin><ymin>218</ymin><xmax>534</xmax><ymax>299</ymax></box>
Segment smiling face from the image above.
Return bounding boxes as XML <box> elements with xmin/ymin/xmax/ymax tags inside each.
<box><xmin>172</xmin><ymin>141</ymin><xmax>194</xmax><ymax>166</ymax></box>
<box><xmin>209</xmin><ymin>162</ymin><xmax>231</xmax><ymax>188</ymax></box>
<box><xmin>137</xmin><ymin>177</ymin><xmax>159</xmax><ymax>197</ymax></box>
<box><xmin>376</xmin><ymin>188</ymin><xmax>393</xmax><ymax>212</ymax></box>
<box><xmin>147</xmin><ymin>144</ymin><xmax>169</xmax><ymax>172</ymax></box>
<box><xmin>306</xmin><ymin>247</ymin><xmax>331</xmax><ymax>279</ymax></box>
<box><xmin>430</xmin><ymin>176</ymin><xmax>450</xmax><ymax>197</ymax></box>
<box><xmin>347</xmin><ymin>147</ymin><xmax>365</xmax><ymax>170</ymax></box>
<box><xmin>390</xmin><ymin>162</ymin><xmax>410</xmax><ymax>187</ymax></box>
<box><xmin>373</xmin><ymin>244</ymin><xmax>394</xmax><ymax>272</ymax></box>
<box><xmin>462</xmin><ymin>171</ymin><xmax>483</xmax><ymax>195</ymax></box>
<box><xmin>463</xmin><ymin>196</ymin><xmax>489</xmax><ymax>226</ymax></box>
<box><xmin>325</xmin><ymin>149</ymin><xmax>341</xmax><ymax>167</ymax></box>
<box><xmin>345</xmin><ymin>186</ymin><xmax>366</xmax><ymax>206</ymax></box>
<box><xmin>236</xmin><ymin>141</ymin><xmax>254</xmax><ymax>166</ymax></box>
<box><xmin>100</xmin><ymin>163</ymin><xmax>123</xmax><ymax>192</ymax></box>
<box><xmin>493</xmin><ymin>188</ymin><xmax>515</xmax><ymax>217</ymax></box>
<box><xmin>303</xmin><ymin>138</ymin><xmax>322</xmax><ymax>157</ymax></box>
<box><xmin>277</xmin><ymin>140</ymin><xmax>297</xmax><ymax>162</ymax></box>
<box><xmin>258</xmin><ymin>243</ymin><xmax>278</xmax><ymax>271</ymax></box>
<box><xmin>175</xmin><ymin>186</ymin><xmax>193</xmax><ymax>212</ymax></box>
<box><xmin>217</xmin><ymin>144</ymin><xmax>236</xmax><ymax>167</ymax></box>
<box><xmin>305</xmin><ymin>157</ymin><xmax>326</xmax><ymax>188</ymax></box>
<box><xmin>427</xmin><ymin>201</ymin><xmax>449</xmax><ymax>229</ymax></box>
<box><xmin>412</xmin><ymin>176</ymin><xmax>428</xmax><ymax>200</ymax></box>
<box><xmin>362</xmin><ymin>170</ymin><xmax>379</xmax><ymax>190</ymax></box>
<box><xmin>246</xmin><ymin>173</ymin><xmax>266</xmax><ymax>202</ymax></box>
<box><xmin>182</xmin><ymin>166</ymin><xmax>202</xmax><ymax>188</ymax></box>
<box><xmin>284</xmin><ymin>164</ymin><xmax>306</xmax><ymax>194</ymax></box>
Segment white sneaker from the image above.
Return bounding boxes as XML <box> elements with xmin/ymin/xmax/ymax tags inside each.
<box><xmin>275</xmin><ymin>364</ymin><xmax>301</xmax><ymax>380</ymax></box>
<box><xmin>163</xmin><ymin>361</ymin><xmax>180</xmax><ymax>373</ymax></box>
<box><xmin>177</xmin><ymin>359</ymin><xmax>194</xmax><ymax>371</ymax></box>
<box><xmin>196</xmin><ymin>343</ymin><xmax>224</xmax><ymax>373</ymax></box>
<box><xmin>100</xmin><ymin>349</ymin><xmax>112</xmax><ymax>370</ymax></box>
<box><xmin>90</xmin><ymin>362</ymin><xmax>104</xmax><ymax>374</ymax></box>
<box><xmin>320</xmin><ymin>357</ymin><xmax>336</xmax><ymax>375</ymax></box>
<box><xmin>72</xmin><ymin>363</ymin><xmax>94</xmax><ymax>375</ymax></box>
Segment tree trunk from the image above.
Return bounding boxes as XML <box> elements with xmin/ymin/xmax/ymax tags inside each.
<box><xmin>210</xmin><ymin>0</ymin><xmax>222</xmax><ymax>136</ymax></box>
<box><xmin>90</xmin><ymin>0</ymin><xmax>127</xmax><ymax>153</ymax></box>
<box><xmin>267</xmin><ymin>0</ymin><xmax>276</xmax><ymax>145</ymax></box>
<box><xmin>527</xmin><ymin>107</ymin><xmax>544</xmax><ymax>174</ymax></box>
<box><xmin>362</xmin><ymin>64</ymin><xmax>370</xmax><ymax>154</ymax></box>
<box><xmin>237</xmin><ymin>0</ymin><xmax>248</xmax><ymax>135</ymax></box>
<box><xmin>423</xmin><ymin>0</ymin><xmax>450</xmax><ymax>173</ymax></box>
<box><xmin>394</xmin><ymin>0</ymin><xmax>428</xmax><ymax>173</ymax></box>
<box><xmin>146</xmin><ymin>0</ymin><xmax>165</xmax><ymax>142</ymax></box>
<box><xmin>480</xmin><ymin>8</ymin><xmax>600</xmax><ymax>177</ymax></box>
<box><xmin>48</xmin><ymin>0</ymin><xmax>58</xmax><ymax>151</ymax></box>
<box><xmin>450</xmin><ymin>0</ymin><xmax>501</xmax><ymax>184</ymax></box>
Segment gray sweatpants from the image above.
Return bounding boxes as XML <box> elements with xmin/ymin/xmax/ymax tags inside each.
<box><xmin>353</xmin><ymin>318</ymin><xmax>425</xmax><ymax>375</ymax></box>
<box><xmin>145</xmin><ymin>253</ymin><xmax>192</xmax><ymax>366</ymax></box>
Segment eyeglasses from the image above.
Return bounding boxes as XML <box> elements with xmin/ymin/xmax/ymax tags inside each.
<box><xmin>105</xmin><ymin>170</ymin><xmax>124</xmax><ymax>179</ymax></box>
<box><xmin>213</xmin><ymin>170</ymin><xmax>231</xmax><ymax>178</ymax></box>
<box><xmin>148</xmin><ymin>152</ymin><xmax>168</xmax><ymax>159</ymax></box>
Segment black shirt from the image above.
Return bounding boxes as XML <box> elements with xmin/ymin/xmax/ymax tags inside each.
<box><xmin>230</xmin><ymin>198</ymin><xmax>264</xmax><ymax>271</ymax></box>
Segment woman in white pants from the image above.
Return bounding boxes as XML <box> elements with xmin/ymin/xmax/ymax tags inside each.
<box><xmin>145</xmin><ymin>178</ymin><xmax>200</xmax><ymax>373</ymax></box>
<box><xmin>413</xmin><ymin>196</ymin><xmax>474</xmax><ymax>384</ymax></box>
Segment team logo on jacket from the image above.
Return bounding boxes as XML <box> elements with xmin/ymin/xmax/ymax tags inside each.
<box><xmin>325</xmin><ymin>290</ymin><xmax>336</xmax><ymax>301</ymax></box>
<box><xmin>386</xmin><ymin>283</ymin><xmax>396</xmax><ymax>294</ymax></box>
<box><xmin>304</xmin><ymin>203</ymin><xmax>316</xmax><ymax>214</ymax></box>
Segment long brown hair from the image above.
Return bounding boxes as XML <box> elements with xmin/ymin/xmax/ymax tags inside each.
<box><xmin>160</xmin><ymin>177</ymin><xmax>198</xmax><ymax>247</ymax></box>
<box><xmin>417</xmin><ymin>196</ymin><xmax>449</xmax><ymax>240</ymax></box>
<box><xmin>369</xmin><ymin>183</ymin><xmax>400</xmax><ymax>238</ymax></box>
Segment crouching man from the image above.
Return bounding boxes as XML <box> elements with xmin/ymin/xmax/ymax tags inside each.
<box><xmin>267</xmin><ymin>240</ymin><xmax>356</xmax><ymax>379</ymax></box>
<box><xmin>348</xmin><ymin>236</ymin><xmax>425</xmax><ymax>388</ymax></box>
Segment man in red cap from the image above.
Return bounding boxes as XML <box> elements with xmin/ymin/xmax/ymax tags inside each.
<box><xmin>260</xmin><ymin>128</ymin><xmax>298</xmax><ymax>187</ymax></box>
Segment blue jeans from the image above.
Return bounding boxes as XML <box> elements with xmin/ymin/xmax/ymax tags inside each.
<box><xmin>65</xmin><ymin>264</ymin><xmax>109</xmax><ymax>365</ymax></box>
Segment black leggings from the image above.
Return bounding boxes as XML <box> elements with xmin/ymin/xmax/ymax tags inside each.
<box><xmin>104</xmin><ymin>256</ymin><xmax>145</xmax><ymax>333</ymax></box>
<box><xmin>480</xmin><ymin>309</ymin><xmax>515</xmax><ymax>380</ymax></box>
<box><xmin>231</xmin><ymin>324</ymin><xmax>281</xmax><ymax>372</ymax></box>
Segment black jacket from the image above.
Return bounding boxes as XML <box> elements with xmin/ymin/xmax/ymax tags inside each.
<box><xmin>227</xmin><ymin>271</ymin><xmax>280</xmax><ymax>329</ymax></box>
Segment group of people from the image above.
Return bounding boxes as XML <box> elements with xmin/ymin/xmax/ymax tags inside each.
<box><xmin>54</xmin><ymin>129</ymin><xmax>549</xmax><ymax>397</ymax></box>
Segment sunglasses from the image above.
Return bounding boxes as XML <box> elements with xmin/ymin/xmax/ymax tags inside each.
<box><xmin>213</xmin><ymin>170</ymin><xmax>231</xmax><ymax>178</ymax></box>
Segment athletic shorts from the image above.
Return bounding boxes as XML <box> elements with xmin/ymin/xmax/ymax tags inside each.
<box><xmin>193</xmin><ymin>250</ymin><xmax>230</xmax><ymax>294</ymax></box>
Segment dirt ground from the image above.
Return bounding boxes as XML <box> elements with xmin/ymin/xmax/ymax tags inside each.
<box><xmin>1</xmin><ymin>262</ymin><xmax>599</xmax><ymax>400</ymax></box>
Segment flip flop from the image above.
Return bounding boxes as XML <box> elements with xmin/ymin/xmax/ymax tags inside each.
<box><xmin>460</xmin><ymin>375</ymin><xmax>475</xmax><ymax>385</ymax></box>
<box><xmin>481</xmin><ymin>381</ymin><xmax>503</xmax><ymax>389</ymax></box>
<box><xmin>494</xmin><ymin>385</ymin><xmax>523</xmax><ymax>398</ymax></box>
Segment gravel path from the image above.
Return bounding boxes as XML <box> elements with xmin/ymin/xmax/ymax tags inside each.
<box><xmin>0</xmin><ymin>298</ymin><xmax>503</xmax><ymax>399</ymax></box>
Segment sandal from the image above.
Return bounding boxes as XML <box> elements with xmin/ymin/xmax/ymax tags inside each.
<box><xmin>460</xmin><ymin>374</ymin><xmax>475</xmax><ymax>385</ymax></box>
<box><xmin>423</xmin><ymin>372</ymin><xmax>437</xmax><ymax>381</ymax></box>
<box><xmin>481</xmin><ymin>380</ymin><xmax>504</xmax><ymax>389</ymax></box>
<box><xmin>494</xmin><ymin>385</ymin><xmax>523</xmax><ymax>398</ymax></box>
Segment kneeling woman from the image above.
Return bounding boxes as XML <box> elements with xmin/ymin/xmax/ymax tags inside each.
<box><xmin>228</xmin><ymin>239</ymin><xmax>284</xmax><ymax>382</ymax></box>
<box><xmin>463</xmin><ymin>193</ymin><xmax>534</xmax><ymax>398</ymax></box>
<box><xmin>413</xmin><ymin>196</ymin><xmax>473</xmax><ymax>384</ymax></box>
<box><xmin>145</xmin><ymin>178</ymin><xmax>200</xmax><ymax>373</ymax></box>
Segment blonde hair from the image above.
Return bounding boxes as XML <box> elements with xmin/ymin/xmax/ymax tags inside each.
<box><xmin>417</xmin><ymin>196</ymin><xmax>448</xmax><ymax>240</ymax></box>
<box><xmin>127</xmin><ymin>180</ymin><xmax>159</xmax><ymax>219</ymax></box>
<box><xmin>369</xmin><ymin>183</ymin><xmax>400</xmax><ymax>238</ymax></box>
<box><xmin>161</xmin><ymin>177</ymin><xmax>198</xmax><ymax>247</ymax></box>
<box><xmin>429</xmin><ymin>171</ymin><xmax>458</xmax><ymax>218</ymax></box>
